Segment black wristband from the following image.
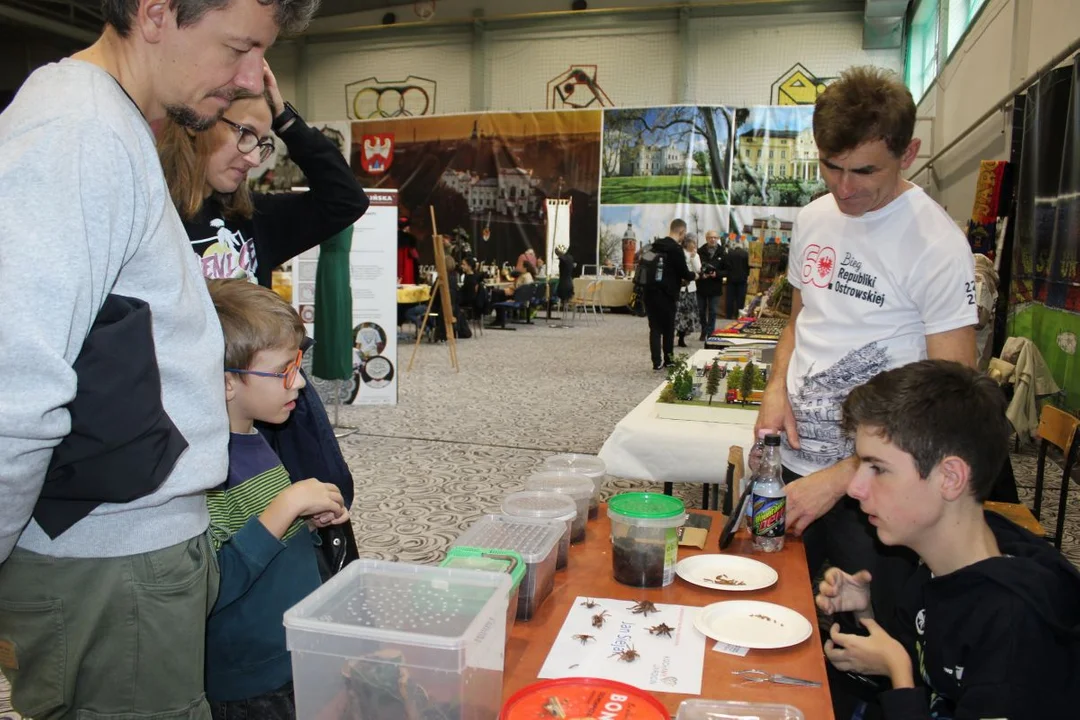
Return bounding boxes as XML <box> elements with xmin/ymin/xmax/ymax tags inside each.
<box><xmin>272</xmin><ymin>101</ymin><xmax>300</xmax><ymax>132</ymax></box>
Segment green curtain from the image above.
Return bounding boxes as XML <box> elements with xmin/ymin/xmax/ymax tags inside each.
<box><xmin>313</xmin><ymin>226</ymin><xmax>354</xmax><ymax>380</ymax></box>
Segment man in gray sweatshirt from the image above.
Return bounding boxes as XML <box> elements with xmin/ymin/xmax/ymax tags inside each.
<box><xmin>0</xmin><ymin>1</ymin><xmax>318</xmax><ymax>717</ymax></box>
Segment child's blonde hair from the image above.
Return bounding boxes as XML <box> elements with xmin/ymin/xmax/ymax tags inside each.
<box><xmin>207</xmin><ymin>279</ymin><xmax>305</xmax><ymax>370</ymax></box>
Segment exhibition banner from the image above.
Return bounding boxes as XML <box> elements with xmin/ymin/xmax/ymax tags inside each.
<box><xmin>293</xmin><ymin>189</ymin><xmax>399</xmax><ymax>406</ymax></box>
<box><xmin>350</xmin><ymin>111</ymin><xmax>602</xmax><ymax>270</ymax></box>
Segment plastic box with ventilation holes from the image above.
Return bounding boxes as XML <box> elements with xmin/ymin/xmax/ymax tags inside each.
<box><xmin>284</xmin><ymin>559</ymin><xmax>510</xmax><ymax>720</ymax></box>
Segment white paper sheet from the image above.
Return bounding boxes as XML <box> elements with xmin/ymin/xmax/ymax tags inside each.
<box><xmin>537</xmin><ymin>596</ymin><xmax>707</xmax><ymax>695</ymax></box>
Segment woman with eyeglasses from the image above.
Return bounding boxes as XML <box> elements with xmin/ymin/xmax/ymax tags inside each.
<box><xmin>158</xmin><ymin>61</ymin><xmax>369</xmax><ymax>285</ymax></box>
<box><xmin>158</xmin><ymin>61</ymin><xmax>368</xmax><ymax>580</ymax></box>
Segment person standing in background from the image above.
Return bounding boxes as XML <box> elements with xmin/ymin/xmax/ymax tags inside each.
<box><xmin>724</xmin><ymin>238</ymin><xmax>750</xmax><ymax>320</ymax></box>
<box><xmin>643</xmin><ymin>219</ymin><xmax>696</xmax><ymax>370</ymax></box>
<box><xmin>676</xmin><ymin>236</ymin><xmax>702</xmax><ymax>347</ymax></box>
<box><xmin>0</xmin><ymin>0</ymin><xmax>318</xmax><ymax>716</ymax></box>
<box><xmin>697</xmin><ymin>229</ymin><xmax>725</xmax><ymax>337</ymax></box>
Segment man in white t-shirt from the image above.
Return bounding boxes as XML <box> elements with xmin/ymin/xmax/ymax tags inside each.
<box><xmin>755</xmin><ymin>66</ymin><xmax>977</xmax><ymax>584</ymax></box>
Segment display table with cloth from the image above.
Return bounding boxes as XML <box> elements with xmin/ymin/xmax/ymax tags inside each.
<box><xmin>573</xmin><ymin>277</ymin><xmax>634</xmax><ymax>308</ymax></box>
<box><xmin>502</xmin><ymin>506</ymin><xmax>834</xmax><ymax>718</ymax></box>
<box><xmin>397</xmin><ymin>284</ymin><xmax>431</xmax><ymax>304</ymax></box>
<box><xmin>599</xmin><ymin>350</ymin><xmax>757</xmax><ymax>491</ymax></box>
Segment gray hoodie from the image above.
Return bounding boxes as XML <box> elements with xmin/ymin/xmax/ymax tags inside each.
<box><xmin>0</xmin><ymin>59</ymin><xmax>228</xmax><ymax>560</ymax></box>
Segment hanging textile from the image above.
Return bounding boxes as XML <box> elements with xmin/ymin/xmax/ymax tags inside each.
<box><xmin>1007</xmin><ymin>56</ymin><xmax>1080</xmax><ymax>410</ymax></box>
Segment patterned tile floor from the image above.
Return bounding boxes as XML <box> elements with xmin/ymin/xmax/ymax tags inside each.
<box><xmin>3</xmin><ymin>313</ymin><xmax>1077</xmax><ymax>716</ymax></box>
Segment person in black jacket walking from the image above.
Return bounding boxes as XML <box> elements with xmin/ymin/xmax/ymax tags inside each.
<box><xmin>159</xmin><ymin>61</ymin><xmax>369</xmax><ymax>577</ymax></box>
<box><xmin>643</xmin><ymin>219</ymin><xmax>696</xmax><ymax>370</ymax></box>
<box><xmin>724</xmin><ymin>238</ymin><xmax>750</xmax><ymax>319</ymax></box>
<box><xmin>697</xmin><ymin>229</ymin><xmax>725</xmax><ymax>337</ymax></box>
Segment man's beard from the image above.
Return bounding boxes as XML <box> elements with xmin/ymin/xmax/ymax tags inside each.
<box><xmin>164</xmin><ymin>103</ymin><xmax>221</xmax><ymax>131</ymax></box>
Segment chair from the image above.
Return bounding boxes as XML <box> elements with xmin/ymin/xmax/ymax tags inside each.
<box><xmin>488</xmin><ymin>282</ymin><xmax>538</xmax><ymax>330</ymax></box>
<box><xmin>568</xmin><ymin>280</ymin><xmax>600</xmax><ymax>326</ymax></box>
<box><xmin>1032</xmin><ymin>404</ymin><xmax>1080</xmax><ymax>549</ymax></box>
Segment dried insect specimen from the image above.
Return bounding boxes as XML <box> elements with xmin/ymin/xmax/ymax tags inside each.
<box><xmin>703</xmin><ymin>573</ymin><xmax>746</xmax><ymax>586</ymax></box>
<box><xmin>647</xmin><ymin>623</ymin><xmax>675</xmax><ymax>638</ymax></box>
<box><xmin>591</xmin><ymin>610</ymin><xmax>610</xmax><ymax>628</ymax></box>
<box><xmin>750</xmin><ymin>613</ymin><xmax>784</xmax><ymax>626</ymax></box>
<box><xmin>571</xmin><ymin>634</ymin><xmax>595</xmax><ymax>645</ymax></box>
<box><xmin>542</xmin><ymin>696</ymin><xmax>568</xmax><ymax>718</ymax></box>
<box><xmin>579</xmin><ymin>598</ymin><xmax>599</xmax><ymax>609</ymax></box>
<box><xmin>628</xmin><ymin>600</ymin><xmax>658</xmax><ymax>617</ymax></box>
<box><xmin>609</xmin><ymin>644</ymin><xmax>640</xmax><ymax>663</ymax></box>
<box><xmin>660</xmin><ymin>676</ymin><xmax>679</xmax><ymax>687</ymax></box>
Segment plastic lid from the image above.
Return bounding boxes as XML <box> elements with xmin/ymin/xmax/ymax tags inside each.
<box><xmin>608</xmin><ymin>492</ymin><xmax>685</xmax><ymax>519</ymax></box>
<box><xmin>764</xmin><ymin>433</ymin><xmax>781</xmax><ymax>446</ymax></box>
<box><xmin>501</xmin><ymin>678</ymin><xmax>668</xmax><ymax>720</ymax></box>
<box><xmin>282</xmin><ymin>559</ymin><xmax>510</xmax><ymax>647</ymax></box>
<box><xmin>542</xmin><ymin>453</ymin><xmax>606</xmax><ymax>478</ymax></box>
<box><xmin>675</xmin><ymin>699</ymin><xmax>805</xmax><ymax>720</ymax></box>
<box><xmin>523</xmin><ymin>471</ymin><xmax>594</xmax><ymax>500</ymax></box>
<box><xmin>451</xmin><ymin>514</ymin><xmax>563</xmax><ymax>564</ymax></box>
<box><xmin>441</xmin><ymin>547</ymin><xmax>525</xmax><ymax>592</ymax></box>
<box><xmin>502</xmin><ymin>491</ymin><xmax>577</xmax><ymax>522</ymax></box>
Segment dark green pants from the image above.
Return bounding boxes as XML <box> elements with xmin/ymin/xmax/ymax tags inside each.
<box><xmin>0</xmin><ymin>534</ymin><xmax>219</xmax><ymax>719</ymax></box>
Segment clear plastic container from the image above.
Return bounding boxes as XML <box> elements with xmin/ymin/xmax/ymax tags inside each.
<box><xmin>607</xmin><ymin>492</ymin><xmax>687</xmax><ymax>588</ymax></box>
<box><xmin>284</xmin><ymin>559</ymin><xmax>510</xmax><ymax>720</ymax></box>
<box><xmin>542</xmin><ymin>453</ymin><xmax>607</xmax><ymax>520</ymax></box>
<box><xmin>452</xmin><ymin>514</ymin><xmax>563</xmax><ymax>621</ymax></box>
<box><xmin>523</xmin><ymin>471</ymin><xmax>594</xmax><ymax>544</ymax></box>
<box><xmin>676</xmin><ymin>699</ymin><xmax>805</xmax><ymax>720</ymax></box>
<box><xmin>440</xmin><ymin>547</ymin><xmax>524</xmax><ymax>645</ymax></box>
<box><xmin>501</xmin><ymin>491</ymin><xmax>576</xmax><ymax>570</ymax></box>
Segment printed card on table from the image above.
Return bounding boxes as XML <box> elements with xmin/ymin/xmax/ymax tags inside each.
<box><xmin>538</xmin><ymin>596</ymin><xmax>707</xmax><ymax>695</ymax></box>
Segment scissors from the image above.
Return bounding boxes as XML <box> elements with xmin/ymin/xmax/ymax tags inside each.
<box><xmin>732</xmin><ymin>669</ymin><xmax>822</xmax><ymax>687</ymax></box>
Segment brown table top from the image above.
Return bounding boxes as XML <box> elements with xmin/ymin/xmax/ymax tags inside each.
<box><xmin>502</xmin><ymin>507</ymin><xmax>834</xmax><ymax>718</ymax></box>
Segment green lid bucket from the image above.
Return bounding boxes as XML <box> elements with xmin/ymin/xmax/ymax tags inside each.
<box><xmin>608</xmin><ymin>492</ymin><xmax>686</xmax><ymax>525</ymax></box>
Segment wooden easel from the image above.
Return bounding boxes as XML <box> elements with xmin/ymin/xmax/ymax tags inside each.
<box><xmin>406</xmin><ymin>207</ymin><xmax>459</xmax><ymax>372</ymax></box>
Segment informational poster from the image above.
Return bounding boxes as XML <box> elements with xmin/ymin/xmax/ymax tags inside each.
<box><xmin>292</xmin><ymin>188</ymin><xmax>399</xmax><ymax>406</ymax></box>
<box><xmin>349</xmin><ymin>188</ymin><xmax>399</xmax><ymax>405</ymax></box>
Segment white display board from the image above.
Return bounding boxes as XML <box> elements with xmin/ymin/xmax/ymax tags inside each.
<box><xmin>545</xmin><ymin>198</ymin><xmax>571</xmax><ymax>275</ymax></box>
<box><xmin>292</xmin><ymin>188</ymin><xmax>399</xmax><ymax>406</ymax></box>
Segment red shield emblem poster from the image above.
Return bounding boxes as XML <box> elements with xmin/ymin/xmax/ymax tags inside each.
<box><xmin>360</xmin><ymin>134</ymin><xmax>394</xmax><ymax>175</ymax></box>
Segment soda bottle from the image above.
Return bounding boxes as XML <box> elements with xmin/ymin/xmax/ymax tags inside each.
<box><xmin>745</xmin><ymin>429</ymin><xmax>771</xmax><ymax>524</ymax></box>
<box><xmin>751</xmin><ymin>433</ymin><xmax>785</xmax><ymax>553</ymax></box>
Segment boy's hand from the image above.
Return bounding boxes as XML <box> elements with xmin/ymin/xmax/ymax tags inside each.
<box><xmin>825</xmin><ymin>619</ymin><xmax>914</xmax><ymax>688</ymax></box>
<box><xmin>311</xmin><ymin>507</ymin><xmax>351</xmax><ymax>528</ymax></box>
<box><xmin>816</xmin><ymin>567</ymin><xmax>873</xmax><ymax>618</ymax></box>
<box><xmin>260</xmin><ymin>478</ymin><xmax>347</xmax><ymax>539</ymax></box>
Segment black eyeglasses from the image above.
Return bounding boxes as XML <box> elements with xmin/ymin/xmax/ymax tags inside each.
<box><xmin>220</xmin><ymin>117</ymin><xmax>275</xmax><ymax>163</ymax></box>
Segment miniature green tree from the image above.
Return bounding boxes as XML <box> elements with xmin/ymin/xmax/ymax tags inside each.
<box><xmin>705</xmin><ymin>362</ymin><xmax>722</xmax><ymax>405</ymax></box>
<box><xmin>741</xmin><ymin>360</ymin><xmax>756</xmax><ymax>405</ymax></box>
<box><xmin>725</xmin><ymin>365</ymin><xmax>743</xmax><ymax>400</ymax></box>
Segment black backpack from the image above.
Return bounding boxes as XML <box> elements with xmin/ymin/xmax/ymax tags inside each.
<box><xmin>635</xmin><ymin>245</ymin><xmax>661</xmax><ymax>286</ymax></box>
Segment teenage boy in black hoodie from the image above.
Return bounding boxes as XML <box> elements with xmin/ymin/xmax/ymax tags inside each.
<box><xmin>818</xmin><ymin>359</ymin><xmax>1080</xmax><ymax>720</ymax></box>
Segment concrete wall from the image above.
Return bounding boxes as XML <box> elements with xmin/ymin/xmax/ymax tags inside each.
<box><xmin>266</xmin><ymin>9</ymin><xmax>901</xmax><ymax>122</ymax></box>
<box><xmin>910</xmin><ymin>0</ymin><xmax>1080</xmax><ymax>221</ymax></box>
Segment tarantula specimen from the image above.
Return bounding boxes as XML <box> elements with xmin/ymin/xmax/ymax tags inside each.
<box><xmin>579</xmin><ymin>598</ymin><xmax>599</xmax><ymax>609</ymax></box>
<box><xmin>628</xmin><ymin>600</ymin><xmax>658</xmax><ymax>617</ymax></box>
<box><xmin>647</xmin><ymin>623</ymin><xmax>675</xmax><ymax>638</ymax></box>
<box><xmin>610</xmin><ymin>644</ymin><xmax>640</xmax><ymax>663</ymax></box>
<box><xmin>591</xmin><ymin>610</ymin><xmax>610</xmax><ymax>628</ymax></box>
<box><xmin>571</xmin><ymin>634</ymin><xmax>595</xmax><ymax>645</ymax></box>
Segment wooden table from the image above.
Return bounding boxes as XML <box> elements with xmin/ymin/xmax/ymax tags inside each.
<box><xmin>502</xmin><ymin>507</ymin><xmax>834</xmax><ymax>718</ymax></box>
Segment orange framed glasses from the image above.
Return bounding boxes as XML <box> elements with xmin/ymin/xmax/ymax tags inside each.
<box><xmin>226</xmin><ymin>349</ymin><xmax>303</xmax><ymax>389</ymax></box>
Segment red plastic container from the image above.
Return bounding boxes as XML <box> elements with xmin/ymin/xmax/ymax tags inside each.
<box><xmin>500</xmin><ymin>677</ymin><xmax>669</xmax><ymax>720</ymax></box>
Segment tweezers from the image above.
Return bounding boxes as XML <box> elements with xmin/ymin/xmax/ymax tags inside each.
<box><xmin>732</xmin><ymin>669</ymin><xmax>822</xmax><ymax>687</ymax></box>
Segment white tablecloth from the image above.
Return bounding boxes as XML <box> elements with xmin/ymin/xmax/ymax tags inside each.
<box><xmin>599</xmin><ymin>349</ymin><xmax>758</xmax><ymax>485</ymax></box>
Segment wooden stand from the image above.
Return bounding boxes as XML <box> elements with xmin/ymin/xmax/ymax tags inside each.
<box><xmin>407</xmin><ymin>207</ymin><xmax>459</xmax><ymax>373</ymax></box>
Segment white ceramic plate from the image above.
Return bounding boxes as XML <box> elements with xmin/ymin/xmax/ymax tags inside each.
<box><xmin>675</xmin><ymin>554</ymin><xmax>778</xmax><ymax>592</ymax></box>
<box><xmin>694</xmin><ymin>600</ymin><xmax>813</xmax><ymax>649</ymax></box>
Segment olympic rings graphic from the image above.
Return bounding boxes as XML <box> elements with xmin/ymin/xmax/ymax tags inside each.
<box><xmin>351</xmin><ymin>85</ymin><xmax>432</xmax><ymax>119</ymax></box>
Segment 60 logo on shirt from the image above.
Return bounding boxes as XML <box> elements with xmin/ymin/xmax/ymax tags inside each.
<box><xmin>801</xmin><ymin>244</ymin><xmax>837</xmax><ymax>288</ymax></box>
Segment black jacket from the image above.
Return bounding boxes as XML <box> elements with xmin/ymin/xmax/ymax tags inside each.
<box><xmin>645</xmin><ymin>236</ymin><xmax>695</xmax><ymax>302</ymax></box>
<box><xmin>724</xmin><ymin>246</ymin><xmax>750</xmax><ymax>283</ymax></box>
<box><xmin>34</xmin><ymin>295</ymin><xmax>188</xmax><ymax>538</ymax></box>
<box><xmin>557</xmin><ymin>253</ymin><xmax>575</xmax><ymax>301</ymax></box>
<box><xmin>185</xmin><ymin>115</ymin><xmax>369</xmax><ymax>287</ymax></box>
<box><xmin>880</xmin><ymin>512</ymin><xmax>1080</xmax><ymax>720</ymax></box>
<box><xmin>697</xmin><ymin>242</ymin><xmax>725</xmax><ymax>296</ymax></box>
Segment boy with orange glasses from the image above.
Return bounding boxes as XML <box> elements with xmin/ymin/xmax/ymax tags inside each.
<box><xmin>204</xmin><ymin>279</ymin><xmax>350</xmax><ymax>719</ymax></box>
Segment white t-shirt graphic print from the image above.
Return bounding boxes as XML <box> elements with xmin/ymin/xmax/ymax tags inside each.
<box><xmin>782</xmin><ymin>186</ymin><xmax>978</xmax><ymax>476</ymax></box>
